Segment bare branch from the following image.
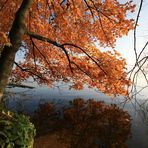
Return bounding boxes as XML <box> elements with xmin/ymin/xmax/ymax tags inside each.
<box><xmin>134</xmin><ymin>0</ymin><xmax>143</xmax><ymax>62</ymax></box>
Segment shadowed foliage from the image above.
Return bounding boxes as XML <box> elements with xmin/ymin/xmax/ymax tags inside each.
<box><xmin>33</xmin><ymin>98</ymin><xmax>131</xmax><ymax>148</ymax></box>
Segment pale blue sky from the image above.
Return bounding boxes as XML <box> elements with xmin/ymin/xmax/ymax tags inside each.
<box><xmin>115</xmin><ymin>0</ymin><xmax>148</xmax><ymax>67</ymax></box>
<box><xmin>16</xmin><ymin>0</ymin><xmax>148</xmax><ymax>69</ymax></box>
<box><xmin>13</xmin><ymin>0</ymin><xmax>148</xmax><ymax>97</ymax></box>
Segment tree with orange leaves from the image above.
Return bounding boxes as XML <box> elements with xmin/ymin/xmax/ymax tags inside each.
<box><xmin>0</xmin><ymin>0</ymin><xmax>136</xmax><ymax>101</ymax></box>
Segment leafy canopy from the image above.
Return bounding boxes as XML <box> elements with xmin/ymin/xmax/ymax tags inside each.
<box><xmin>0</xmin><ymin>0</ymin><xmax>136</xmax><ymax>95</ymax></box>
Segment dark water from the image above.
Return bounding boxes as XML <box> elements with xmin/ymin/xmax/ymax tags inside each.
<box><xmin>4</xmin><ymin>85</ymin><xmax>148</xmax><ymax>148</ymax></box>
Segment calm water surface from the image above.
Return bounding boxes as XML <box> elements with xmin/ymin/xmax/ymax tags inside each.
<box><xmin>4</xmin><ymin>84</ymin><xmax>148</xmax><ymax>148</ymax></box>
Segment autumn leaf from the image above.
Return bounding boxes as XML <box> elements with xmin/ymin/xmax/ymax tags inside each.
<box><xmin>0</xmin><ymin>0</ymin><xmax>136</xmax><ymax>96</ymax></box>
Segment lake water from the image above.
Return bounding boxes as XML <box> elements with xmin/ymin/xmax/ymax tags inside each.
<box><xmin>4</xmin><ymin>84</ymin><xmax>148</xmax><ymax>148</ymax></box>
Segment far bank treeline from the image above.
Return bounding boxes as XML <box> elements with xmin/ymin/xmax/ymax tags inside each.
<box><xmin>0</xmin><ymin>0</ymin><xmax>136</xmax><ymax>100</ymax></box>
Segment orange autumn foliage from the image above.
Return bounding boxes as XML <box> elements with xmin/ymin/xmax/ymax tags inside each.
<box><xmin>0</xmin><ymin>0</ymin><xmax>136</xmax><ymax>95</ymax></box>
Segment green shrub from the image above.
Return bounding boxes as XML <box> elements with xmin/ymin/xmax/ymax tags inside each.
<box><xmin>0</xmin><ymin>110</ymin><xmax>36</xmax><ymax>148</ymax></box>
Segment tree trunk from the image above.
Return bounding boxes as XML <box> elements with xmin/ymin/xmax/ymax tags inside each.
<box><xmin>0</xmin><ymin>0</ymin><xmax>33</xmax><ymax>102</ymax></box>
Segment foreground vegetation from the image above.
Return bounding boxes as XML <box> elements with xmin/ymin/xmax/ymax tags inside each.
<box><xmin>0</xmin><ymin>108</ymin><xmax>36</xmax><ymax>148</ymax></box>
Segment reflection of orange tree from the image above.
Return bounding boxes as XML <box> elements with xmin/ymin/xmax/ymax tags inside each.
<box><xmin>33</xmin><ymin>98</ymin><xmax>131</xmax><ymax>148</ymax></box>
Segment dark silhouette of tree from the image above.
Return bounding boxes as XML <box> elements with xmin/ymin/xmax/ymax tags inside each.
<box><xmin>33</xmin><ymin>98</ymin><xmax>131</xmax><ymax>148</ymax></box>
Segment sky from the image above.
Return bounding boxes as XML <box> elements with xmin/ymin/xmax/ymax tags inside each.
<box><xmin>13</xmin><ymin>0</ymin><xmax>148</xmax><ymax>98</ymax></box>
<box><xmin>16</xmin><ymin>0</ymin><xmax>148</xmax><ymax>64</ymax></box>
<box><xmin>114</xmin><ymin>0</ymin><xmax>148</xmax><ymax>68</ymax></box>
<box><xmin>15</xmin><ymin>0</ymin><xmax>148</xmax><ymax>72</ymax></box>
<box><xmin>114</xmin><ymin>0</ymin><xmax>148</xmax><ymax>89</ymax></box>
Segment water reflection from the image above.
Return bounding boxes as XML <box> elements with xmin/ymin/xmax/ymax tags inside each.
<box><xmin>33</xmin><ymin>98</ymin><xmax>131</xmax><ymax>148</ymax></box>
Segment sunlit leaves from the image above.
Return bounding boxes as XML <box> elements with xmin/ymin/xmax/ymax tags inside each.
<box><xmin>0</xmin><ymin>0</ymin><xmax>136</xmax><ymax>95</ymax></box>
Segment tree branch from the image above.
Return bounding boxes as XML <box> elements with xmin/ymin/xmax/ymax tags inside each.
<box><xmin>14</xmin><ymin>61</ymin><xmax>47</xmax><ymax>81</ymax></box>
<box><xmin>133</xmin><ymin>0</ymin><xmax>143</xmax><ymax>62</ymax></box>
<box><xmin>27</xmin><ymin>31</ymin><xmax>107</xmax><ymax>75</ymax></box>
